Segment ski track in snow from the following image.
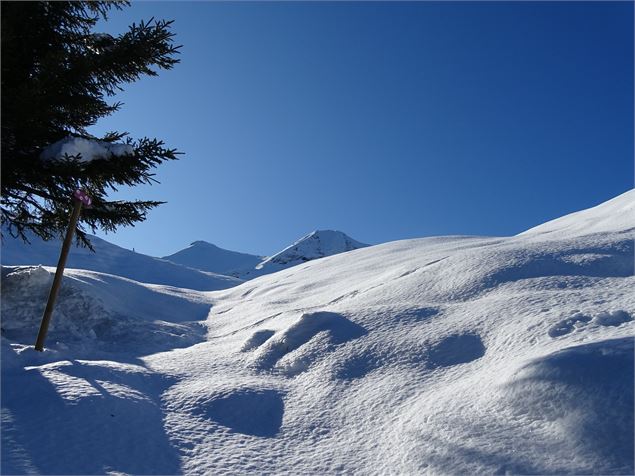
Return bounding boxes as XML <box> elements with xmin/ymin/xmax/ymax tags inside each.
<box><xmin>1</xmin><ymin>190</ymin><xmax>634</xmax><ymax>475</ymax></box>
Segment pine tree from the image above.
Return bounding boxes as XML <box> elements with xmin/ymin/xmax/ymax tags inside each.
<box><xmin>1</xmin><ymin>1</ymin><xmax>181</xmax><ymax>248</ymax></box>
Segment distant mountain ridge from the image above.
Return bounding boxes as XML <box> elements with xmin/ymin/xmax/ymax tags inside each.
<box><xmin>258</xmin><ymin>230</ymin><xmax>368</xmax><ymax>267</ymax></box>
<box><xmin>162</xmin><ymin>241</ymin><xmax>263</xmax><ymax>275</ymax></box>
<box><xmin>0</xmin><ymin>232</ymin><xmax>241</xmax><ymax>291</ymax></box>
<box><xmin>2</xmin><ymin>228</ymin><xmax>370</xmax><ymax>289</ymax></box>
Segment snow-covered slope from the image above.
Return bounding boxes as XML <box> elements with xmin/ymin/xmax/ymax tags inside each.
<box><xmin>1</xmin><ymin>265</ymin><xmax>214</xmax><ymax>475</ymax></box>
<box><xmin>519</xmin><ymin>188</ymin><xmax>634</xmax><ymax>238</ymax></box>
<box><xmin>237</xmin><ymin>229</ymin><xmax>369</xmax><ymax>279</ymax></box>
<box><xmin>1</xmin><ymin>232</ymin><xmax>241</xmax><ymax>291</ymax></box>
<box><xmin>163</xmin><ymin>241</ymin><xmax>263</xmax><ymax>275</ymax></box>
<box><xmin>1</xmin><ymin>266</ymin><xmax>212</xmax><ymax>356</ymax></box>
<box><xmin>1</xmin><ymin>192</ymin><xmax>633</xmax><ymax>475</ymax></box>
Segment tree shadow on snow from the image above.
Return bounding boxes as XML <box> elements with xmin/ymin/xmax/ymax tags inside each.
<box><xmin>1</xmin><ymin>359</ymin><xmax>182</xmax><ymax>475</ymax></box>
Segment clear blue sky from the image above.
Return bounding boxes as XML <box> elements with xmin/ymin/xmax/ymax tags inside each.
<box><xmin>90</xmin><ymin>1</ymin><xmax>634</xmax><ymax>257</ymax></box>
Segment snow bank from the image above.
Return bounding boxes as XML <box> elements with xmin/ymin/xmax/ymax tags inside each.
<box><xmin>499</xmin><ymin>337</ymin><xmax>633</xmax><ymax>474</ymax></box>
<box><xmin>40</xmin><ymin>136</ymin><xmax>133</xmax><ymax>163</ymax></box>
<box><xmin>1</xmin><ymin>266</ymin><xmax>213</xmax><ymax>356</ymax></box>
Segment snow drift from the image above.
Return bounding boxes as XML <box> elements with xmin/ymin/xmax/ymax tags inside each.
<box><xmin>1</xmin><ymin>266</ymin><xmax>212</xmax><ymax>356</ymax></box>
<box><xmin>1</xmin><ymin>189</ymin><xmax>633</xmax><ymax>475</ymax></box>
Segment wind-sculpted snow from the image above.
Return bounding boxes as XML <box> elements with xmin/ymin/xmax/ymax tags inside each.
<box><xmin>548</xmin><ymin>310</ymin><xmax>632</xmax><ymax>338</ymax></box>
<box><xmin>1</xmin><ymin>190</ymin><xmax>634</xmax><ymax>474</ymax></box>
<box><xmin>249</xmin><ymin>311</ymin><xmax>367</xmax><ymax>376</ymax></box>
<box><xmin>502</xmin><ymin>338</ymin><xmax>634</xmax><ymax>474</ymax></box>
<box><xmin>2</xmin><ymin>357</ymin><xmax>181</xmax><ymax>475</ymax></box>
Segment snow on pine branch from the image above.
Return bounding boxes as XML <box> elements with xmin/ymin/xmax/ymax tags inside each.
<box><xmin>40</xmin><ymin>136</ymin><xmax>134</xmax><ymax>163</ymax></box>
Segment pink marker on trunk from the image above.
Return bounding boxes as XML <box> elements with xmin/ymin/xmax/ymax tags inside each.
<box><xmin>74</xmin><ymin>189</ymin><xmax>92</xmax><ymax>207</ymax></box>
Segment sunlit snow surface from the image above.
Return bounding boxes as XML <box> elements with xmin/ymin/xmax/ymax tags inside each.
<box><xmin>2</xmin><ymin>190</ymin><xmax>634</xmax><ymax>475</ymax></box>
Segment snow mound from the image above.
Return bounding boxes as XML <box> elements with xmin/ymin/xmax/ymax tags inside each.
<box><xmin>248</xmin><ymin>311</ymin><xmax>367</xmax><ymax>376</ymax></box>
<box><xmin>40</xmin><ymin>136</ymin><xmax>133</xmax><ymax>163</ymax></box>
<box><xmin>163</xmin><ymin>240</ymin><xmax>263</xmax><ymax>275</ymax></box>
<box><xmin>1</xmin><ymin>231</ymin><xmax>241</xmax><ymax>291</ymax></box>
<box><xmin>499</xmin><ymin>337</ymin><xmax>633</xmax><ymax>474</ymax></box>
<box><xmin>519</xmin><ymin>188</ymin><xmax>635</xmax><ymax>238</ymax></box>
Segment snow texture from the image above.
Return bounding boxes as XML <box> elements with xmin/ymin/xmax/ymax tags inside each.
<box><xmin>1</xmin><ymin>189</ymin><xmax>633</xmax><ymax>475</ymax></box>
<box><xmin>40</xmin><ymin>136</ymin><xmax>133</xmax><ymax>163</ymax></box>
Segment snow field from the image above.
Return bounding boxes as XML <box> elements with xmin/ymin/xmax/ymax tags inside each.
<box><xmin>1</xmin><ymin>189</ymin><xmax>633</xmax><ymax>474</ymax></box>
<box><xmin>146</xmin><ymin>194</ymin><xmax>633</xmax><ymax>473</ymax></box>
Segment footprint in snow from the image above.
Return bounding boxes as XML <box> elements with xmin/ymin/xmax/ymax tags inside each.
<box><xmin>548</xmin><ymin>313</ymin><xmax>593</xmax><ymax>338</ymax></box>
<box><xmin>548</xmin><ymin>310</ymin><xmax>632</xmax><ymax>338</ymax></box>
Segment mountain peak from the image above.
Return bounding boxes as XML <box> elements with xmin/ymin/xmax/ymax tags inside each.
<box><xmin>163</xmin><ymin>241</ymin><xmax>262</xmax><ymax>275</ymax></box>
<box><xmin>189</xmin><ymin>240</ymin><xmax>219</xmax><ymax>248</ymax></box>
<box><xmin>255</xmin><ymin>230</ymin><xmax>369</xmax><ymax>270</ymax></box>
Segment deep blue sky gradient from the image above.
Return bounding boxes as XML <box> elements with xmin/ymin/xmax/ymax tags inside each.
<box><xmin>90</xmin><ymin>1</ymin><xmax>634</xmax><ymax>257</ymax></box>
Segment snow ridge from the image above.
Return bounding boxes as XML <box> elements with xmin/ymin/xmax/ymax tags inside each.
<box><xmin>519</xmin><ymin>188</ymin><xmax>635</xmax><ymax>238</ymax></box>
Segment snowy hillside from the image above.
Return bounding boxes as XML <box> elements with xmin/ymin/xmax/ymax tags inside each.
<box><xmin>1</xmin><ymin>232</ymin><xmax>241</xmax><ymax>291</ymax></box>
<box><xmin>163</xmin><ymin>241</ymin><xmax>263</xmax><ymax>275</ymax></box>
<box><xmin>1</xmin><ymin>266</ymin><xmax>212</xmax><ymax>355</ymax></box>
<box><xmin>236</xmin><ymin>229</ymin><xmax>369</xmax><ymax>279</ymax></box>
<box><xmin>520</xmin><ymin>190</ymin><xmax>635</xmax><ymax>238</ymax></box>
<box><xmin>1</xmin><ymin>190</ymin><xmax>634</xmax><ymax>475</ymax></box>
